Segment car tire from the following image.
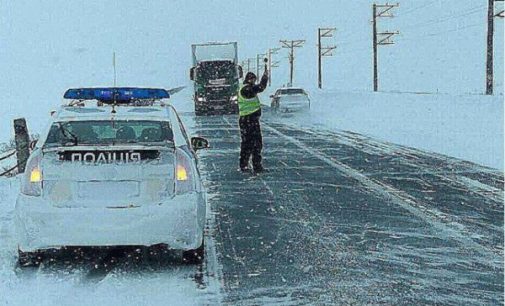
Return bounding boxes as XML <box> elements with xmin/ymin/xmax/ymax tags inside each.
<box><xmin>18</xmin><ymin>249</ymin><xmax>43</xmax><ymax>267</ymax></box>
<box><xmin>271</xmin><ymin>101</ymin><xmax>278</xmax><ymax>113</ymax></box>
<box><xmin>182</xmin><ymin>239</ymin><xmax>204</xmax><ymax>264</ymax></box>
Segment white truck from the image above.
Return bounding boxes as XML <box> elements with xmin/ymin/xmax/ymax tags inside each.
<box><xmin>189</xmin><ymin>42</ymin><xmax>243</xmax><ymax>115</ymax></box>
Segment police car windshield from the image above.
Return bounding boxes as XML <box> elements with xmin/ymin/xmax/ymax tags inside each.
<box><xmin>44</xmin><ymin>120</ymin><xmax>174</xmax><ymax>147</ymax></box>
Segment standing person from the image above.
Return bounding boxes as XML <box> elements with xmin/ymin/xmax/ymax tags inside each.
<box><xmin>237</xmin><ymin>65</ymin><xmax>268</xmax><ymax>173</ymax></box>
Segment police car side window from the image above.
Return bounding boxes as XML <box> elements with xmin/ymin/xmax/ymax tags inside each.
<box><xmin>179</xmin><ymin>120</ymin><xmax>191</xmax><ymax>147</ymax></box>
<box><xmin>173</xmin><ymin>113</ymin><xmax>191</xmax><ymax>148</ymax></box>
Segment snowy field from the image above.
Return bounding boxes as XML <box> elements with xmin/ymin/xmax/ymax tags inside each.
<box><xmin>3</xmin><ymin>88</ymin><xmax>501</xmax><ymax>173</ymax></box>
<box><xmin>261</xmin><ymin>89</ymin><xmax>504</xmax><ymax>170</ymax></box>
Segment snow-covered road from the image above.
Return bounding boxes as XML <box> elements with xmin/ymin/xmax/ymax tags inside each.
<box><xmin>186</xmin><ymin>111</ymin><xmax>503</xmax><ymax>305</ymax></box>
<box><xmin>0</xmin><ymin>110</ymin><xmax>503</xmax><ymax>305</ymax></box>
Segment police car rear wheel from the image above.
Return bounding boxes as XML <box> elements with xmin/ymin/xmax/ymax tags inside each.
<box><xmin>182</xmin><ymin>239</ymin><xmax>205</xmax><ymax>264</ymax></box>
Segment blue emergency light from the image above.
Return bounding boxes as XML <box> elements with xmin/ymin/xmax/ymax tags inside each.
<box><xmin>63</xmin><ymin>87</ymin><xmax>170</xmax><ymax>102</ymax></box>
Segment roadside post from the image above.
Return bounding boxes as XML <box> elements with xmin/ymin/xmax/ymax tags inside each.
<box><xmin>14</xmin><ymin>118</ymin><xmax>30</xmax><ymax>173</ymax></box>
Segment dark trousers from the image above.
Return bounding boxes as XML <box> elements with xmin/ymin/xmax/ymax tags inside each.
<box><xmin>239</xmin><ymin>112</ymin><xmax>263</xmax><ymax>169</ymax></box>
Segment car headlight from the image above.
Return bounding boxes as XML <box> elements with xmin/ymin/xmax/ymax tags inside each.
<box><xmin>197</xmin><ymin>97</ymin><xmax>206</xmax><ymax>102</ymax></box>
<box><xmin>230</xmin><ymin>95</ymin><xmax>238</xmax><ymax>104</ymax></box>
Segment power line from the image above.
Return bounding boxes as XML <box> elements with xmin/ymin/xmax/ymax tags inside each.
<box><xmin>338</xmin><ymin>22</ymin><xmax>484</xmax><ymax>53</ymax></box>
<box><xmin>337</xmin><ymin>45</ymin><xmax>371</xmax><ymax>55</ymax></box>
<box><xmin>338</xmin><ymin>4</ymin><xmax>489</xmax><ymax>47</ymax></box>
<box><xmin>495</xmin><ymin>0</ymin><xmax>505</xmax><ymax>17</ymax></box>
<box><xmin>398</xmin><ymin>0</ymin><xmax>439</xmax><ymax>17</ymax></box>
<box><xmin>399</xmin><ymin>5</ymin><xmax>487</xmax><ymax>32</ymax></box>
<box><xmin>395</xmin><ymin>22</ymin><xmax>483</xmax><ymax>43</ymax></box>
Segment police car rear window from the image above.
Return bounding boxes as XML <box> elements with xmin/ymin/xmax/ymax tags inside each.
<box><xmin>44</xmin><ymin>120</ymin><xmax>174</xmax><ymax>147</ymax></box>
<box><xmin>278</xmin><ymin>89</ymin><xmax>305</xmax><ymax>95</ymax></box>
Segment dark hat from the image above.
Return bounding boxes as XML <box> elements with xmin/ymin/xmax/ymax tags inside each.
<box><xmin>244</xmin><ymin>72</ymin><xmax>257</xmax><ymax>82</ymax></box>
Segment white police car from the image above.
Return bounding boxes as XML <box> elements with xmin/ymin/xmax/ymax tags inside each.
<box><xmin>16</xmin><ymin>88</ymin><xmax>209</xmax><ymax>265</ymax></box>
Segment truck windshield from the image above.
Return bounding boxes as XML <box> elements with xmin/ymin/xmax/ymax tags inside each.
<box><xmin>197</xmin><ymin>61</ymin><xmax>236</xmax><ymax>82</ymax></box>
<box><xmin>44</xmin><ymin>120</ymin><xmax>174</xmax><ymax>147</ymax></box>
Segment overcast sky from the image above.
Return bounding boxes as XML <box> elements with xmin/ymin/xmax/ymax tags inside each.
<box><xmin>0</xmin><ymin>0</ymin><xmax>503</xmax><ymax>140</ymax></box>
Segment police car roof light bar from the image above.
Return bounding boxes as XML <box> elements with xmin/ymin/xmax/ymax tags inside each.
<box><xmin>63</xmin><ymin>87</ymin><xmax>170</xmax><ymax>103</ymax></box>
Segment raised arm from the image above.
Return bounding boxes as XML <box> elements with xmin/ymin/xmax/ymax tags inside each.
<box><xmin>241</xmin><ymin>72</ymin><xmax>269</xmax><ymax>97</ymax></box>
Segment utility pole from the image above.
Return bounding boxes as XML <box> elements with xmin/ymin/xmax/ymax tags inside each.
<box><xmin>318</xmin><ymin>28</ymin><xmax>337</xmax><ymax>89</ymax></box>
<box><xmin>372</xmin><ymin>3</ymin><xmax>399</xmax><ymax>92</ymax></box>
<box><xmin>244</xmin><ymin>57</ymin><xmax>255</xmax><ymax>73</ymax></box>
<box><xmin>267</xmin><ymin>48</ymin><xmax>281</xmax><ymax>86</ymax></box>
<box><xmin>280</xmin><ymin>40</ymin><xmax>305</xmax><ymax>86</ymax></box>
<box><xmin>256</xmin><ymin>53</ymin><xmax>266</xmax><ymax>77</ymax></box>
<box><xmin>240</xmin><ymin>60</ymin><xmax>247</xmax><ymax>73</ymax></box>
<box><xmin>486</xmin><ymin>0</ymin><xmax>504</xmax><ymax>95</ymax></box>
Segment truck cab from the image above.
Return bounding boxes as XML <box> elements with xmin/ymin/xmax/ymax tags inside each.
<box><xmin>190</xmin><ymin>42</ymin><xmax>243</xmax><ymax>116</ymax></box>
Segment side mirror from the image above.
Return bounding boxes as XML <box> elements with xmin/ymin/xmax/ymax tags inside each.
<box><xmin>29</xmin><ymin>139</ymin><xmax>38</xmax><ymax>150</ymax></box>
<box><xmin>238</xmin><ymin>65</ymin><xmax>243</xmax><ymax>79</ymax></box>
<box><xmin>191</xmin><ymin>136</ymin><xmax>209</xmax><ymax>151</ymax></box>
<box><xmin>189</xmin><ymin>67</ymin><xmax>195</xmax><ymax>81</ymax></box>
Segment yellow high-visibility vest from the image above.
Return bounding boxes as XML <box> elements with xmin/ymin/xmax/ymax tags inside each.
<box><xmin>238</xmin><ymin>85</ymin><xmax>261</xmax><ymax>117</ymax></box>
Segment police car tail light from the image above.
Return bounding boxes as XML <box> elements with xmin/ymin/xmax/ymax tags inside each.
<box><xmin>176</xmin><ymin>164</ymin><xmax>188</xmax><ymax>181</ymax></box>
<box><xmin>175</xmin><ymin>149</ymin><xmax>194</xmax><ymax>194</ymax></box>
<box><xmin>21</xmin><ymin>153</ymin><xmax>43</xmax><ymax>196</ymax></box>
<box><xmin>30</xmin><ymin>168</ymin><xmax>42</xmax><ymax>183</ymax></box>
